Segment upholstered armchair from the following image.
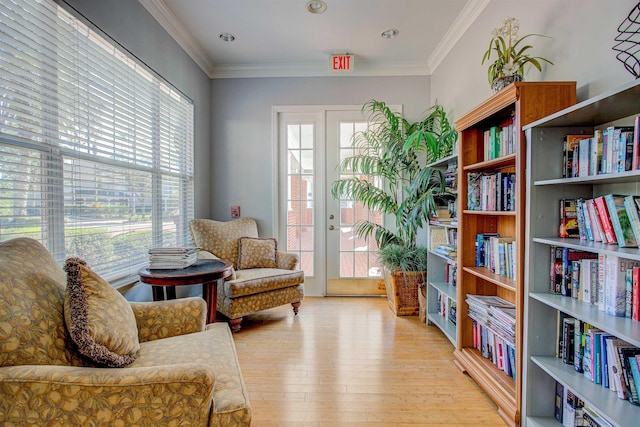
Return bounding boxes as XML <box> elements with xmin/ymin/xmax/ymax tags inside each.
<box><xmin>189</xmin><ymin>218</ymin><xmax>305</xmax><ymax>332</ymax></box>
<box><xmin>0</xmin><ymin>237</ymin><xmax>251</xmax><ymax>426</ymax></box>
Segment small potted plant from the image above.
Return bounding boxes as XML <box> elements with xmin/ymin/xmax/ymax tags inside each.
<box><xmin>482</xmin><ymin>17</ymin><xmax>553</xmax><ymax>92</ymax></box>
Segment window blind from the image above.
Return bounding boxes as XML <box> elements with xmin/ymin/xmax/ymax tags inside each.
<box><xmin>0</xmin><ymin>0</ymin><xmax>194</xmax><ymax>283</ymax></box>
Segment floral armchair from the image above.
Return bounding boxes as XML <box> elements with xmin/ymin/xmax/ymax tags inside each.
<box><xmin>0</xmin><ymin>237</ymin><xmax>251</xmax><ymax>426</ymax></box>
<box><xmin>189</xmin><ymin>218</ymin><xmax>305</xmax><ymax>332</ymax></box>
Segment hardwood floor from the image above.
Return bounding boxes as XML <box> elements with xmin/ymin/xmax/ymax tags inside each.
<box><xmin>231</xmin><ymin>296</ymin><xmax>508</xmax><ymax>427</ymax></box>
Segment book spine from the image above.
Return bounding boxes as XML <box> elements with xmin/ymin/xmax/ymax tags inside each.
<box><xmin>594</xmin><ymin>196</ymin><xmax>616</xmax><ymax>244</ymax></box>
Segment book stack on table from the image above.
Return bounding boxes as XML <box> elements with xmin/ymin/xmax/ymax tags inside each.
<box><xmin>148</xmin><ymin>247</ymin><xmax>199</xmax><ymax>269</ymax></box>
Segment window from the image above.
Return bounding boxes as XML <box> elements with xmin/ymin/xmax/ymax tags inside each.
<box><xmin>0</xmin><ymin>0</ymin><xmax>194</xmax><ymax>284</ymax></box>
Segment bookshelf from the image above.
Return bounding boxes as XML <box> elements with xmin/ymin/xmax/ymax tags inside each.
<box><xmin>523</xmin><ymin>79</ymin><xmax>640</xmax><ymax>427</ymax></box>
<box><xmin>426</xmin><ymin>154</ymin><xmax>458</xmax><ymax>345</ymax></box>
<box><xmin>454</xmin><ymin>82</ymin><xmax>576</xmax><ymax>427</ymax></box>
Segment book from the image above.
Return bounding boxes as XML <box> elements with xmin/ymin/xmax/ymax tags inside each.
<box><xmin>634</xmin><ymin>267</ymin><xmax>640</xmax><ymax>321</ymax></box>
<box><xmin>467</xmin><ymin>172</ymin><xmax>482</xmax><ymax>210</ymax></box>
<box><xmin>604</xmin><ymin>194</ymin><xmax>638</xmax><ymax>247</ymax></box>
<box><xmin>624</xmin><ymin>195</ymin><xmax>640</xmax><ymax>246</ymax></box>
<box><xmin>593</xmin><ymin>196</ymin><xmax>617</xmax><ymax>244</ymax></box>
<box><xmin>562</xmin><ymin>317</ymin><xmax>575</xmax><ymax>365</ymax></box>
<box><xmin>559</xmin><ymin>199</ymin><xmax>579</xmax><ymax>238</ymax></box>
<box><xmin>585</xmin><ymin>199</ymin><xmax>604</xmax><ymax>242</ymax></box>
<box><xmin>634</xmin><ymin>116</ymin><xmax>640</xmax><ymax>170</ymax></box>
<box><xmin>554</xmin><ymin>381</ymin><xmax>564</xmax><ymax>422</ymax></box>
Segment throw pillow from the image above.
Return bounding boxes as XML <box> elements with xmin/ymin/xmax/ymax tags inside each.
<box><xmin>237</xmin><ymin>237</ymin><xmax>278</xmax><ymax>269</ymax></box>
<box><xmin>63</xmin><ymin>258</ymin><xmax>140</xmax><ymax>367</ymax></box>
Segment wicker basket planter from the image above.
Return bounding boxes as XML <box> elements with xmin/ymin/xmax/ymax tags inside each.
<box><xmin>384</xmin><ymin>271</ymin><xmax>424</xmax><ymax>316</ymax></box>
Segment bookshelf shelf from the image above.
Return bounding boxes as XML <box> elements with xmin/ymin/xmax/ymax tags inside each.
<box><xmin>455</xmin><ymin>81</ymin><xmax>576</xmax><ymax>427</ymax></box>
<box><xmin>426</xmin><ymin>155</ymin><xmax>458</xmax><ymax>345</ymax></box>
<box><xmin>523</xmin><ymin>79</ymin><xmax>640</xmax><ymax>427</ymax></box>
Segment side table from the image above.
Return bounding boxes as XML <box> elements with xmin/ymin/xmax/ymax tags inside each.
<box><xmin>138</xmin><ymin>259</ymin><xmax>233</xmax><ymax>324</ymax></box>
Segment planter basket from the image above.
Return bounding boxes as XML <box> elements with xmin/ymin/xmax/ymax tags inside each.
<box><xmin>384</xmin><ymin>271</ymin><xmax>424</xmax><ymax>316</ymax></box>
<box><xmin>491</xmin><ymin>74</ymin><xmax>523</xmax><ymax>93</ymax></box>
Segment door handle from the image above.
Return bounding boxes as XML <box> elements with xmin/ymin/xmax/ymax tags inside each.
<box><xmin>328</xmin><ymin>225</ymin><xmax>335</xmax><ymax>230</ymax></box>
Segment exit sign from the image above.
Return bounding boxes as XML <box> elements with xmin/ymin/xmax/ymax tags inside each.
<box><xmin>329</xmin><ymin>54</ymin><xmax>354</xmax><ymax>72</ymax></box>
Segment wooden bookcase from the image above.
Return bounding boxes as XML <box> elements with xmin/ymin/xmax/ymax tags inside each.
<box><xmin>522</xmin><ymin>80</ymin><xmax>640</xmax><ymax>427</ymax></box>
<box><xmin>454</xmin><ymin>82</ymin><xmax>576</xmax><ymax>427</ymax></box>
<box><xmin>426</xmin><ymin>153</ymin><xmax>458</xmax><ymax>346</ymax></box>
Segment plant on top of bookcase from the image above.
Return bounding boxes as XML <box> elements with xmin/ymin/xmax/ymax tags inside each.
<box><xmin>482</xmin><ymin>17</ymin><xmax>554</xmax><ymax>92</ymax></box>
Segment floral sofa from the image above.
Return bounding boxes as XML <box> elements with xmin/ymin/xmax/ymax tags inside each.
<box><xmin>0</xmin><ymin>237</ymin><xmax>251</xmax><ymax>426</ymax></box>
<box><xmin>189</xmin><ymin>218</ymin><xmax>305</xmax><ymax>332</ymax></box>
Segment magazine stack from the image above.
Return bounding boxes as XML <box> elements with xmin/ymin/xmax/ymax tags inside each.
<box><xmin>148</xmin><ymin>247</ymin><xmax>199</xmax><ymax>269</ymax></box>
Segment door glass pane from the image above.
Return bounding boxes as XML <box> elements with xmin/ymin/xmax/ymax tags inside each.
<box><xmin>337</xmin><ymin>121</ymin><xmax>382</xmax><ymax>278</ymax></box>
<box><xmin>286</xmin><ymin>123</ymin><xmax>314</xmax><ymax>276</ymax></box>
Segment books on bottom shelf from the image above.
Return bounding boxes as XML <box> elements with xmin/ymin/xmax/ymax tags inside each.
<box><xmin>466</xmin><ymin>294</ymin><xmax>516</xmax><ymax>379</ymax></box>
<box><xmin>148</xmin><ymin>247</ymin><xmax>199</xmax><ymax>269</ymax></box>
<box><xmin>555</xmin><ymin>381</ymin><xmax>615</xmax><ymax>427</ymax></box>
<box><xmin>556</xmin><ymin>312</ymin><xmax>640</xmax><ymax>408</ymax></box>
<box><xmin>548</xmin><ymin>247</ymin><xmax>640</xmax><ymax>320</ymax></box>
<box><xmin>435</xmin><ymin>290</ymin><xmax>457</xmax><ymax>326</ymax></box>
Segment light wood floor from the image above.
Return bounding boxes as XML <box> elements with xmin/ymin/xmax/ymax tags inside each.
<box><xmin>231</xmin><ymin>296</ymin><xmax>508</xmax><ymax>427</ymax></box>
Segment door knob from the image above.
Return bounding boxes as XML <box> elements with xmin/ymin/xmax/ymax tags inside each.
<box><xmin>328</xmin><ymin>225</ymin><xmax>335</xmax><ymax>230</ymax></box>
<box><xmin>329</xmin><ymin>214</ymin><xmax>334</xmax><ymax>220</ymax></box>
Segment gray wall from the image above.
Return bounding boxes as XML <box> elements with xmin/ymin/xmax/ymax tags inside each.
<box><xmin>210</xmin><ymin>75</ymin><xmax>430</xmax><ymax>236</ymax></box>
<box><xmin>431</xmin><ymin>0</ymin><xmax>638</xmax><ymax>120</ymax></box>
<box><xmin>61</xmin><ymin>0</ymin><xmax>213</xmax><ymax>219</ymax></box>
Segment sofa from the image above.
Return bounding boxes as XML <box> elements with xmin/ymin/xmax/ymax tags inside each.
<box><xmin>0</xmin><ymin>237</ymin><xmax>251</xmax><ymax>426</ymax></box>
<box><xmin>189</xmin><ymin>218</ymin><xmax>305</xmax><ymax>332</ymax></box>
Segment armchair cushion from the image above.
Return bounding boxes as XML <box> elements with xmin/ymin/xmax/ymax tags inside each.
<box><xmin>63</xmin><ymin>258</ymin><xmax>139</xmax><ymax>367</ymax></box>
<box><xmin>130</xmin><ymin>297</ymin><xmax>206</xmax><ymax>343</ymax></box>
<box><xmin>189</xmin><ymin>218</ymin><xmax>258</xmax><ymax>269</ymax></box>
<box><xmin>237</xmin><ymin>237</ymin><xmax>278</xmax><ymax>269</ymax></box>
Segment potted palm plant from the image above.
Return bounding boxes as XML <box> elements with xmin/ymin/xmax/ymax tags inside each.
<box><xmin>331</xmin><ymin>100</ymin><xmax>457</xmax><ymax>316</ymax></box>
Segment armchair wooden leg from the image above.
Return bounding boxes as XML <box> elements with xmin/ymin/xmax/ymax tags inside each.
<box><xmin>229</xmin><ymin>317</ymin><xmax>243</xmax><ymax>333</ymax></box>
<box><xmin>291</xmin><ymin>301</ymin><xmax>301</xmax><ymax>315</ymax></box>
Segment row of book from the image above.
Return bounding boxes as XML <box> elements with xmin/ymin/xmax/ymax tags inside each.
<box><xmin>475</xmin><ymin>233</ymin><xmax>516</xmax><ymax>280</ymax></box>
<box><xmin>563</xmin><ymin>118</ymin><xmax>640</xmax><ymax>178</ymax></box>
<box><xmin>560</xmin><ymin>194</ymin><xmax>640</xmax><ymax>248</ymax></box>
<box><xmin>467</xmin><ymin>171</ymin><xmax>515</xmax><ymax>212</ymax></box>
<box><xmin>483</xmin><ymin>116</ymin><xmax>516</xmax><ymax>161</ymax></box>
<box><xmin>148</xmin><ymin>247</ymin><xmax>199</xmax><ymax>269</ymax></box>
<box><xmin>433</xmin><ymin>243</ymin><xmax>457</xmax><ymax>261</ymax></box>
<box><xmin>555</xmin><ymin>382</ymin><xmax>614</xmax><ymax>427</ymax></box>
<box><xmin>444</xmin><ymin>160</ymin><xmax>457</xmax><ymax>192</ymax></box>
<box><xmin>550</xmin><ymin>247</ymin><xmax>640</xmax><ymax>320</ymax></box>
<box><xmin>557</xmin><ymin>313</ymin><xmax>640</xmax><ymax>408</ymax></box>
<box><xmin>434</xmin><ymin>290</ymin><xmax>457</xmax><ymax>326</ymax></box>
<box><xmin>467</xmin><ymin>294</ymin><xmax>516</xmax><ymax>380</ymax></box>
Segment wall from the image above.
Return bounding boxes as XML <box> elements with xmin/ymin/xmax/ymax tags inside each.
<box><xmin>431</xmin><ymin>0</ymin><xmax>638</xmax><ymax>120</ymax></box>
<box><xmin>61</xmin><ymin>0</ymin><xmax>213</xmax><ymax>219</ymax></box>
<box><xmin>210</xmin><ymin>75</ymin><xmax>430</xmax><ymax>236</ymax></box>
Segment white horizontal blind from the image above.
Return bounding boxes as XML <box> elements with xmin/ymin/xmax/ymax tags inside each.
<box><xmin>0</xmin><ymin>0</ymin><xmax>194</xmax><ymax>283</ymax></box>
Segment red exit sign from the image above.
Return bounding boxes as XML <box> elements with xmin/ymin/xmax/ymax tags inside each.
<box><xmin>329</xmin><ymin>54</ymin><xmax>354</xmax><ymax>72</ymax></box>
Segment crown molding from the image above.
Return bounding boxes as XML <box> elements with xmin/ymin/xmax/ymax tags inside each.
<box><xmin>427</xmin><ymin>0</ymin><xmax>490</xmax><ymax>72</ymax></box>
<box><xmin>138</xmin><ymin>0</ymin><xmax>215</xmax><ymax>77</ymax></box>
<box><xmin>139</xmin><ymin>0</ymin><xmax>486</xmax><ymax>79</ymax></box>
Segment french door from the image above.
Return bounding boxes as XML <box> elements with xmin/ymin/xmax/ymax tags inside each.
<box><xmin>276</xmin><ymin>107</ymin><xmax>388</xmax><ymax>296</ymax></box>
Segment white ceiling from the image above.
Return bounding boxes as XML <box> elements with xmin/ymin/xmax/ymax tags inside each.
<box><xmin>138</xmin><ymin>0</ymin><xmax>490</xmax><ymax>79</ymax></box>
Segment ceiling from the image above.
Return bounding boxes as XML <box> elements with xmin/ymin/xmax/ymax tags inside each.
<box><xmin>138</xmin><ymin>0</ymin><xmax>490</xmax><ymax>79</ymax></box>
